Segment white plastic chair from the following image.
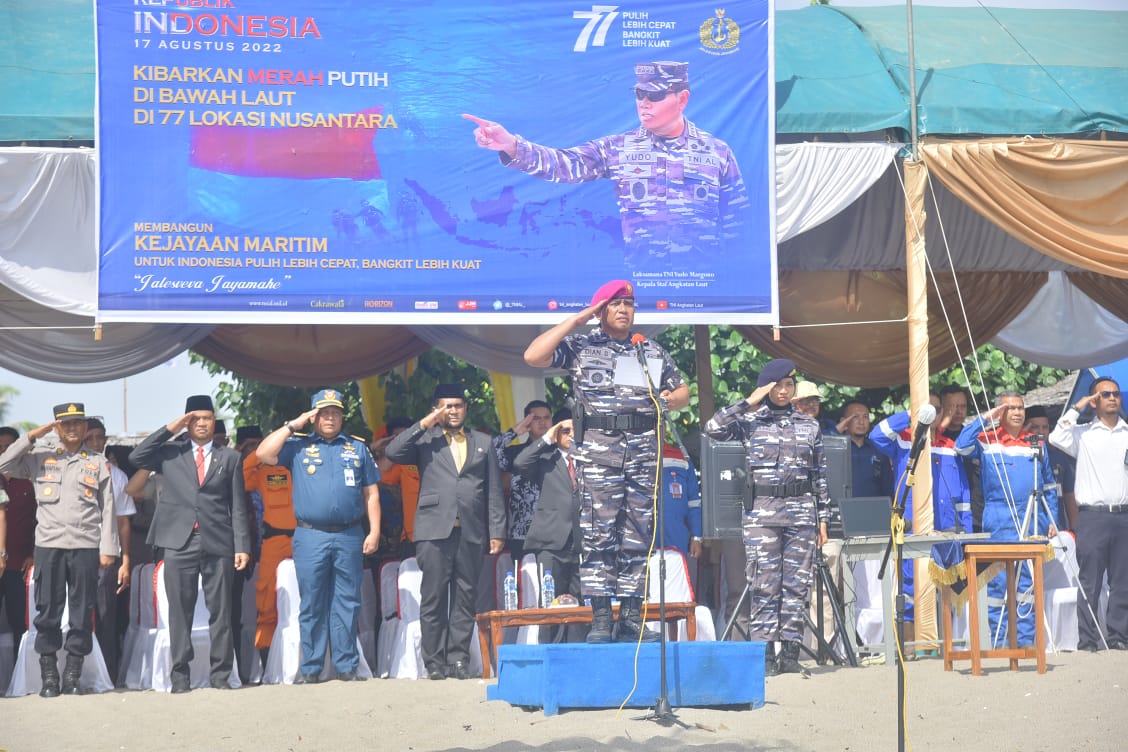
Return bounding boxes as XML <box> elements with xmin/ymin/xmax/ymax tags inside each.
<box><xmin>116</xmin><ymin>562</ymin><xmax>146</xmax><ymax>686</ymax></box>
<box><xmin>240</xmin><ymin>564</ymin><xmax>263</xmax><ymax>684</ymax></box>
<box><xmin>6</xmin><ymin>565</ymin><xmax>114</xmax><ymax>696</ymax></box>
<box><xmin>1044</xmin><ymin>531</ymin><xmax>1080</xmax><ymax>652</ymax></box>
<box><xmin>389</xmin><ymin>557</ymin><xmax>424</xmax><ymax>679</ymax></box>
<box><xmin>515</xmin><ymin>553</ymin><xmax>541</xmax><ymax>645</ymax></box>
<box><xmin>359</xmin><ymin>566</ymin><xmax>379</xmax><ymax>671</ymax></box>
<box><xmin>646</xmin><ymin>548</ymin><xmax>715</xmax><ymax>641</ymax></box>
<box><xmin>121</xmin><ymin>562</ymin><xmax>157</xmax><ymax>688</ymax></box>
<box><xmin>151</xmin><ymin>561</ymin><xmax>241</xmax><ymax>691</ymax></box>
<box><xmin>375</xmin><ymin>560</ymin><xmax>400</xmax><ymax>678</ymax></box>
<box><xmin>262</xmin><ymin>557</ymin><xmax>373</xmax><ymax>684</ymax></box>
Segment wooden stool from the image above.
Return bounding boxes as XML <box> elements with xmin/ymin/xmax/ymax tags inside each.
<box><xmin>940</xmin><ymin>542</ymin><xmax>1048</xmax><ymax>675</ymax></box>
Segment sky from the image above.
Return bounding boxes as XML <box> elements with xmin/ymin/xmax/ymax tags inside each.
<box><xmin>0</xmin><ymin>357</ymin><xmax>227</xmax><ymax>436</ymax></box>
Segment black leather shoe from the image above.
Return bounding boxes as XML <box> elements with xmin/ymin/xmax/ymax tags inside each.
<box><xmin>1109</xmin><ymin>639</ymin><xmax>1127</xmax><ymax>650</ymax></box>
<box><xmin>209</xmin><ymin>678</ymin><xmax>233</xmax><ymax>690</ymax></box>
<box><xmin>337</xmin><ymin>671</ymin><xmax>365</xmax><ymax>682</ymax></box>
<box><xmin>171</xmin><ymin>676</ymin><xmax>192</xmax><ymax>694</ymax></box>
<box><xmin>1078</xmin><ymin>642</ymin><xmax>1100</xmax><ymax>653</ymax></box>
<box><xmin>427</xmin><ymin>666</ymin><xmax>446</xmax><ymax>681</ymax></box>
<box><xmin>447</xmin><ymin>660</ymin><xmax>473</xmax><ymax>680</ymax></box>
<box><xmin>292</xmin><ymin>672</ymin><xmax>321</xmax><ymax>685</ymax></box>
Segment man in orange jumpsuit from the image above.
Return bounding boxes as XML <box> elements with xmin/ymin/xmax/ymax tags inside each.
<box><xmin>237</xmin><ymin>426</ymin><xmax>297</xmax><ymax>668</ymax></box>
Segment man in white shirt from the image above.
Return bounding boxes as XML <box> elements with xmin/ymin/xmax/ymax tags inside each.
<box><xmin>1049</xmin><ymin>378</ymin><xmax>1128</xmax><ymax>651</ymax></box>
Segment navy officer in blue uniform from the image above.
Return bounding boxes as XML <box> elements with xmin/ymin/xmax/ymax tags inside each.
<box><xmin>256</xmin><ymin>389</ymin><xmax>381</xmax><ymax>684</ymax></box>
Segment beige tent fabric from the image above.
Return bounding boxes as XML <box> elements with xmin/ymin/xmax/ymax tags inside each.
<box><xmin>193</xmin><ymin>325</ymin><xmax>431</xmax><ymax>386</ymax></box>
<box><xmin>1066</xmin><ymin>271</ymin><xmax>1128</xmax><ymax>323</ymax></box>
<box><xmin>921</xmin><ymin>140</ymin><xmax>1128</xmax><ymax>277</ymax></box>
<box><xmin>736</xmin><ymin>270</ymin><xmax>1047</xmax><ymax>386</ymax></box>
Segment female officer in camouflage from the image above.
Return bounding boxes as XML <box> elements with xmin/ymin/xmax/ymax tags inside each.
<box><xmin>705</xmin><ymin>359</ymin><xmax>829</xmax><ymax>675</ymax></box>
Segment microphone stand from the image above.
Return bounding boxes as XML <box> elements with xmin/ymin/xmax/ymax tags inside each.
<box><xmin>631</xmin><ymin>338</ymin><xmax>687</xmax><ymax>728</ymax></box>
<box><xmin>878</xmin><ymin>417</ymin><xmax>930</xmax><ymax>752</ymax></box>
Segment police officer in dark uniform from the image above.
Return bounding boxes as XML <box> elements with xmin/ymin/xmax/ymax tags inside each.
<box><xmin>525</xmin><ymin>279</ymin><xmax>690</xmax><ymax>642</ymax></box>
<box><xmin>256</xmin><ymin>389</ymin><xmax>381</xmax><ymax>683</ymax></box>
<box><xmin>704</xmin><ymin>360</ymin><xmax>829</xmax><ymax>675</ymax></box>
<box><xmin>0</xmin><ymin>403</ymin><xmax>117</xmax><ymax>697</ymax></box>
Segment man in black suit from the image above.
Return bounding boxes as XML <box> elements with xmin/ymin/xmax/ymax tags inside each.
<box><xmin>130</xmin><ymin>395</ymin><xmax>250</xmax><ymax>693</ymax></box>
<box><xmin>385</xmin><ymin>383</ymin><xmax>505</xmax><ymax>680</ymax></box>
<box><xmin>512</xmin><ymin>410</ymin><xmax>584</xmax><ymax>642</ymax></box>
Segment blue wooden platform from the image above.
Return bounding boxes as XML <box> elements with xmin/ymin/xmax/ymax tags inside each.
<box><xmin>486</xmin><ymin>642</ymin><xmax>765</xmax><ymax>716</ymax></box>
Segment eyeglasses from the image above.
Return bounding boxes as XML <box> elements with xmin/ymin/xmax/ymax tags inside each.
<box><xmin>1100</xmin><ymin>390</ymin><xmax>1122</xmax><ymax>399</ymax></box>
<box><xmin>635</xmin><ymin>89</ymin><xmax>673</xmax><ymax>103</ymax></box>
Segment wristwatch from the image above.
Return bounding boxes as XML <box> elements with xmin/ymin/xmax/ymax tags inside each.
<box><xmin>285</xmin><ymin>423</ymin><xmax>296</xmax><ymax>435</ymax></box>
<box><xmin>0</xmin><ymin>551</ymin><xmax>8</xmax><ymax>561</ymax></box>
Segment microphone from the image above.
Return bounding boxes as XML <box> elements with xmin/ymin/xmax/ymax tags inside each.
<box><xmin>630</xmin><ymin>333</ymin><xmax>656</xmax><ymax>395</ymax></box>
<box><xmin>904</xmin><ymin>403</ymin><xmax>937</xmax><ymax>484</ymax></box>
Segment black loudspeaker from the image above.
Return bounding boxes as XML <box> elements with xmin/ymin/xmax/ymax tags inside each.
<box><xmin>700</xmin><ymin>436</ymin><xmax>749</xmax><ymax>539</ymax></box>
<box><xmin>822</xmin><ymin>434</ymin><xmax>852</xmax><ymax>539</ymax></box>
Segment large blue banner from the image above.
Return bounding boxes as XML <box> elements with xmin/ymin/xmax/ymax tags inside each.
<box><xmin>96</xmin><ymin>1</ymin><xmax>775</xmax><ymax>324</ymax></box>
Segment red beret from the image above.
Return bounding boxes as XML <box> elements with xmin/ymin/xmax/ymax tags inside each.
<box><xmin>590</xmin><ymin>279</ymin><xmax>634</xmax><ymax>307</ymax></box>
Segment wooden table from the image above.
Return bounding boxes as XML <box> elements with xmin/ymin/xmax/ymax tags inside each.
<box><xmin>475</xmin><ymin>602</ymin><xmax>697</xmax><ymax>679</ymax></box>
<box><xmin>939</xmin><ymin>542</ymin><xmax>1049</xmax><ymax>675</ymax></box>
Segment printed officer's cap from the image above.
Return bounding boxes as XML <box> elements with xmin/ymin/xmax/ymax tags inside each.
<box><xmin>633</xmin><ymin>61</ymin><xmax>689</xmax><ymax>93</ymax></box>
<box><xmin>311</xmin><ymin>389</ymin><xmax>345</xmax><ymax>410</ymax></box>
<box><xmin>53</xmin><ymin>402</ymin><xmax>87</xmax><ymax>422</ymax></box>
<box><xmin>590</xmin><ymin>279</ymin><xmax>634</xmax><ymax>307</ymax></box>
<box><xmin>757</xmin><ymin>359</ymin><xmax>798</xmax><ymax>388</ymax></box>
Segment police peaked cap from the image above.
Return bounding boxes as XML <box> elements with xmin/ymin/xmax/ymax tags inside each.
<box><xmin>184</xmin><ymin>395</ymin><xmax>215</xmax><ymax>413</ymax></box>
<box><xmin>53</xmin><ymin>403</ymin><xmax>86</xmax><ymax>422</ymax></box>
<box><xmin>311</xmin><ymin>389</ymin><xmax>345</xmax><ymax>409</ymax></box>
<box><xmin>757</xmin><ymin>359</ymin><xmax>798</xmax><ymax>388</ymax></box>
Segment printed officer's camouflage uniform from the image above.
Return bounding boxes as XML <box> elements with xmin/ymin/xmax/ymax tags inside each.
<box><xmin>499</xmin><ymin>125</ymin><xmax>747</xmax><ymax>267</ymax></box>
<box><xmin>705</xmin><ymin>401</ymin><xmax>829</xmax><ymax>642</ymax></box>
<box><xmin>553</xmin><ymin>328</ymin><xmax>685</xmax><ymax>598</ymax></box>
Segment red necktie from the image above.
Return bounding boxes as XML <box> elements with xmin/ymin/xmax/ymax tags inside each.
<box><xmin>196</xmin><ymin>446</ymin><xmax>206</xmax><ymax>485</ymax></box>
<box><xmin>567</xmin><ymin>455</ymin><xmax>577</xmax><ymax>490</ymax></box>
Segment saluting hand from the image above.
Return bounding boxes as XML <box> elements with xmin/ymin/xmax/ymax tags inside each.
<box><xmin>420</xmin><ymin>405</ymin><xmax>446</xmax><ymax>430</ymax></box>
<box><xmin>513</xmin><ymin>413</ymin><xmax>537</xmax><ymax>436</ymax></box>
<box><xmin>746</xmin><ymin>382</ymin><xmax>775</xmax><ymax>408</ymax></box>
<box><xmin>1074</xmin><ymin>394</ymin><xmax>1098</xmax><ymax>413</ymax></box>
<box><xmin>290</xmin><ymin>408</ymin><xmax>320</xmax><ymax>431</ymax></box>
<box><xmin>28</xmin><ymin>421</ymin><xmax>60</xmax><ymax>441</ymax></box>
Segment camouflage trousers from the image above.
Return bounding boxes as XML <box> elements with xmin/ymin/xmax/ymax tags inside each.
<box><xmin>744</xmin><ymin>518</ymin><xmax>818</xmax><ymax>642</ymax></box>
<box><xmin>577</xmin><ymin>452</ymin><xmax>657</xmax><ymax>598</ymax></box>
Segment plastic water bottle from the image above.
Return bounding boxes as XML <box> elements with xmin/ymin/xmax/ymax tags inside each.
<box><xmin>541</xmin><ymin>570</ymin><xmax>555</xmax><ymax>608</ymax></box>
<box><xmin>503</xmin><ymin>570</ymin><xmax>518</xmax><ymax>611</ymax></box>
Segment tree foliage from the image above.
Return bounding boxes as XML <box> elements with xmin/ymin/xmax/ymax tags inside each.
<box><xmin>192</xmin><ymin>328</ymin><xmax>1067</xmax><ymax>441</ymax></box>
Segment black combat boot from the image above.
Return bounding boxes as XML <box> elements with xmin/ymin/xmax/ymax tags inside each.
<box><xmin>586</xmin><ymin>597</ymin><xmax>613</xmax><ymax>644</ymax></box>
<box><xmin>60</xmin><ymin>654</ymin><xmax>84</xmax><ymax>695</ymax></box>
<box><xmin>616</xmin><ymin>597</ymin><xmax>660</xmax><ymax>642</ymax></box>
<box><xmin>39</xmin><ymin>653</ymin><xmax>61</xmax><ymax>698</ymax></box>
<box><xmin>764</xmin><ymin>642</ymin><xmax>779</xmax><ymax>676</ymax></box>
<box><xmin>777</xmin><ymin>640</ymin><xmax>809</xmax><ymax>676</ymax></box>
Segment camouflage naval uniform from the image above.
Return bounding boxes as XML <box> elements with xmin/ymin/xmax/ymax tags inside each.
<box><xmin>553</xmin><ymin>328</ymin><xmax>685</xmax><ymax>598</ymax></box>
<box><xmin>500</xmin><ymin>120</ymin><xmax>748</xmax><ymax>266</ymax></box>
<box><xmin>705</xmin><ymin>401</ymin><xmax>829</xmax><ymax>642</ymax></box>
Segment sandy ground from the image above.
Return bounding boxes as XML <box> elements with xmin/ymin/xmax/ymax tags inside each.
<box><xmin>2</xmin><ymin>649</ymin><xmax>1125</xmax><ymax>752</ymax></box>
